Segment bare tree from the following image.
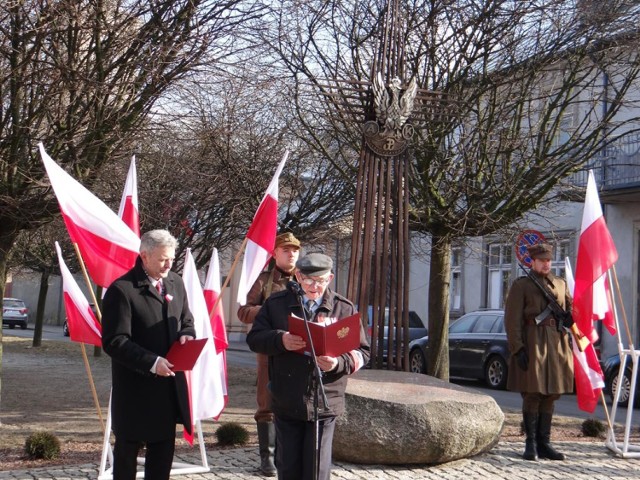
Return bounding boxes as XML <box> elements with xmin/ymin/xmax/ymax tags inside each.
<box><xmin>254</xmin><ymin>0</ymin><xmax>640</xmax><ymax>374</ymax></box>
<box><xmin>0</xmin><ymin>0</ymin><xmax>263</xmax><ymax>408</ymax></box>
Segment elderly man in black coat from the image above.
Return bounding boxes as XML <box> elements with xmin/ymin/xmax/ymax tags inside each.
<box><xmin>247</xmin><ymin>252</ymin><xmax>370</xmax><ymax>480</ymax></box>
<box><xmin>102</xmin><ymin>229</ymin><xmax>195</xmax><ymax>480</ymax></box>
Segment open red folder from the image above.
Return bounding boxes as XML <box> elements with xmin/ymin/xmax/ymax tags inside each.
<box><xmin>288</xmin><ymin>312</ymin><xmax>361</xmax><ymax>357</ymax></box>
<box><xmin>165</xmin><ymin>338</ymin><xmax>207</xmax><ymax>371</ymax></box>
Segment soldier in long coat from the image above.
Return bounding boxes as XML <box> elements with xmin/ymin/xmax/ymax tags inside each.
<box><xmin>505</xmin><ymin>242</ymin><xmax>574</xmax><ymax>462</ymax></box>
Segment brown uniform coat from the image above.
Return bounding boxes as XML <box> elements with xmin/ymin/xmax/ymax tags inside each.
<box><xmin>505</xmin><ymin>272</ymin><xmax>574</xmax><ymax>395</ymax></box>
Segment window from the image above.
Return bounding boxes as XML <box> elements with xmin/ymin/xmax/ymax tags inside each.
<box><xmin>487</xmin><ymin>243</ymin><xmax>512</xmax><ymax>309</ymax></box>
<box><xmin>450</xmin><ymin>314</ymin><xmax>477</xmax><ymax>334</ymax></box>
<box><xmin>551</xmin><ymin>238</ymin><xmax>571</xmax><ymax>278</ymax></box>
<box><xmin>450</xmin><ymin>247</ymin><xmax>462</xmax><ymax>310</ymax></box>
<box><xmin>473</xmin><ymin>315</ymin><xmax>499</xmax><ymax>334</ymax></box>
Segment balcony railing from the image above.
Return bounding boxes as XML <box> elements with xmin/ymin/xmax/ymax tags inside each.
<box><xmin>570</xmin><ymin>132</ymin><xmax>640</xmax><ymax>190</ymax></box>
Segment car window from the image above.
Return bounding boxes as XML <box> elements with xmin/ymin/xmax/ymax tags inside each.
<box><xmin>491</xmin><ymin>316</ymin><xmax>505</xmax><ymax>333</ymax></box>
<box><xmin>4</xmin><ymin>299</ymin><xmax>24</xmax><ymax>308</ymax></box>
<box><xmin>449</xmin><ymin>315</ymin><xmax>477</xmax><ymax>334</ymax></box>
<box><xmin>408</xmin><ymin>311</ymin><xmax>424</xmax><ymax>328</ymax></box>
<box><xmin>472</xmin><ymin>315</ymin><xmax>498</xmax><ymax>333</ymax></box>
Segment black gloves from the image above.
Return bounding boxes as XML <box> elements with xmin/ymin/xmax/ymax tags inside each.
<box><xmin>561</xmin><ymin>312</ymin><xmax>574</xmax><ymax>329</ymax></box>
<box><xmin>516</xmin><ymin>348</ymin><xmax>529</xmax><ymax>371</ymax></box>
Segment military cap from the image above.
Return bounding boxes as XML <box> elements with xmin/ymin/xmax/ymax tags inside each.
<box><xmin>296</xmin><ymin>253</ymin><xmax>333</xmax><ymax>276</ymax></box>
<box><xmin>274</xmin><ymin>232</ymin><xmax>301</xmax><ymax>249</ymax></box>
<box><xmin>527</xmin><ymin>242</ymin><xmax>553</xmax><ymax>260</ymax></box>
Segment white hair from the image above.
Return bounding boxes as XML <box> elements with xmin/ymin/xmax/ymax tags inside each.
<box><xmin>140</xmin><ymin>229</ymin><xmax>177</xmax><ymax>253</ymax></box>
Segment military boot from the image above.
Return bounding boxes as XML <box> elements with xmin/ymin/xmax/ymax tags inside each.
<box><xmin>256</xmin><ymin>421</ymin><xmax>277</xmax><ymax>476</ymax></box>
<box><xmin>522</xmin><ymin>411</ymin><xmax>538</xmax><ymax>461</ymax></box>
<box><xmin>536</xmin><ymin>412</ymin><xmax>565</xmax><ymax>460</ymax></box>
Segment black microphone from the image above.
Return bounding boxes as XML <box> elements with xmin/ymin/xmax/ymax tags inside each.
<box><xmin>287</xmin><ymin>280</ymin><xmax>304</xmax><ymax>296</ymax></box>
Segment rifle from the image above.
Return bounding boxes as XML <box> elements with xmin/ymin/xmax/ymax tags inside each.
<box><xmin>517</xmin><ymin>263</ymin><xmax>590</xmax><ymax>352</ymax></box>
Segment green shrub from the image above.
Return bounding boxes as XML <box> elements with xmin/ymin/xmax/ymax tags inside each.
<box><xmin>581</xmin><ymin>418</ymin><xmax>606</xmax><ymax>438</ymax></box>
<box><xmin>24</xmin><ymin>431</ymin><xmax>61</xmax><ymax>460</ymax></box>
<box><xmin>215</xmin><ymin>422</ymin><xmax>249</xmax><ymax>446</ymax></box>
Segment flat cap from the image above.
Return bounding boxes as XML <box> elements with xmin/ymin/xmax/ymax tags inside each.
<box><xmin>527</xmin><ymin>242</ymin><xmax>553</xmax><ymax>260</ymax></box>
<box><xmin>274</xmin><ymin>232</ymin><xmax>301</xmax><ymax>249</ymax></box>
<box><xmin>296</xmin><ymin>253</ymin><xmax>333</xmax><ymax>276</ymax></box>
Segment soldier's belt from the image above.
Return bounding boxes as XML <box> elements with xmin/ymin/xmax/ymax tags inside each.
<box><xmin>525</xmin><ymin>316</ymin><xmax>557</xmax><ymax>328</ymax></box>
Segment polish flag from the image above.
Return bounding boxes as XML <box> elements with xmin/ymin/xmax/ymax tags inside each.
<box><xmin>117</xmin><ymin>156</ymin><xmax>140</xmax><ymax>238</ymax></box>
<box><xmin>236</xmin><ymin>151</ymin><xmax>288</xmax><ymax>305</ymax></box>
<box><xmin>182</xmin><ymin>249</ymin><xmax>225</xmax><ymax>444</ymax></box>
<box><xmin>55</xmin><ymin>242</ymin><xmax>102</xmax><ymax>347</ymax></box>
<box><xmin>565</xmin><ymin>258</ymin><xmax>605</xmax><ymax>413</ymax></box>
<box><xmin>573</xmin><ymin>170</ymin><xmax>618</xmax><ymax>343</ymax></box>
<box><xmin>204</xmin><ymin>248</ymin><xmax>228</xmax><ymax>407</ymax></box>
<box><xmin>40</xmin><ymin>144</ymin><xmax>140</xmax><ymax>289</ymax></box>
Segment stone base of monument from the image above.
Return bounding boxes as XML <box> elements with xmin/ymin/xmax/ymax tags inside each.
<box><xmin>332</xmin><ymin>369</ymin><xmax>504</xmax><ymax>465</ymax></box>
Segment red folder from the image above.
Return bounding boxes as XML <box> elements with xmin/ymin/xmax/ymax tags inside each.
<box><xmin>165</xmin><ymin>338</ymin><xmax>207</xmax><ymax>371</ymax></box>
<box><xmin>288</xmin><ymin>313</ymin><xmax>361</xmax><ymax>357</ymax></box>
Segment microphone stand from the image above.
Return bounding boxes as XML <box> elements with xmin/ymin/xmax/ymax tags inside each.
<box><xmin>288</xmin><ymin>282</ymin><xmax>331</xmax><ymax>480</ymax></box>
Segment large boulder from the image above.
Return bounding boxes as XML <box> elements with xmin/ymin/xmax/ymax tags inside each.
<box><xmin>333</xmin><ymin>370</ymin><xmax>504</xmax><ymax>465</ymax></box>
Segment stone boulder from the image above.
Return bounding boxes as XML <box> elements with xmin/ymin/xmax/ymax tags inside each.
<box><xmin>333</xmin><ymin>370</ymin><xmax>504</xmax><ymax>465</ymax></box>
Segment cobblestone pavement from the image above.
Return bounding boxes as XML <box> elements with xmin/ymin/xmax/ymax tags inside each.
<box><xmin>1</xmin><ymin>441</ymin><xmax>640</xmax><ymax>479</ymax></box>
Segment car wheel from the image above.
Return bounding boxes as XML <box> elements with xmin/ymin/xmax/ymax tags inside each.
<box><xmin>9</xmin><ymin>323</ymin><xmax>15</xmax><ymax>329</ymax></box>
<box><xmin>409</xmin><ymin>349</ymin><xmax>427</xmax><ymax>374</ymax></box>
<box><xmin>485</xmin><ymin>355</ymin><xmax>508</xmax><ymax>390</ymax></box>
<box><xmin>610</xmin><ymin>368</ymin><xmax>631</xmax><ymax>407</ymax></box>
<box><xmin>20</xmin><ymin>322</ymin><xmax>27</xmax><ymax>330</ymax></box>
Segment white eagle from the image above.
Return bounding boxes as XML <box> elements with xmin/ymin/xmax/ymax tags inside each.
<box><xmin>373</xmin><ymin>73</ymin><xmax>418</xmax><ymax>134</ymax></box>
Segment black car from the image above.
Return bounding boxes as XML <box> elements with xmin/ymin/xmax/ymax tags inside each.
<box><xmin>408</xmin><ymin>309</ymin><xmax>509</xmax><ymax>390</ymax></box>
<box><xmin>603</xmin><ymin>353</ymin><xmax>639</xmax><ymax>408</ymax></box>
<box><xmin>366</xmin><ymin>307</ymin><xmax>427</xmax><ymax>359</ymax></box>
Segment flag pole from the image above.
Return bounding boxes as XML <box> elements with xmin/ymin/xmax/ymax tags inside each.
<box><xmin>72</xmin><ymin>242</ymin><xmax>105</xmax><ymax>432</ymax></box>
<box><xmin>208</xmin><ymin>236</ymin><xmax>249</xmax><ymax>318</ymax></box>
<box><xmin>611</xmin><ymin>265</ymin><xmax>633</xmax><ymax>348</ymax></box>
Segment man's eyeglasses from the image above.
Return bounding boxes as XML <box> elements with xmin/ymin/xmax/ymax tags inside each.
<box><xmin>299</xmin><ymin>275</ymin><xmax>331</xmax><ymax>286</ymax></box>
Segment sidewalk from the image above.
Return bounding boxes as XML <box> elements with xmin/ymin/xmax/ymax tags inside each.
<box><xmin>1</xmin><ymin>441</ymin><xmax>639</xmax><ymax>479</ymax></box>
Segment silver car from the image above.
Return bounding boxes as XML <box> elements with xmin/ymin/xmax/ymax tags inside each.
<box><xmin>2</xmin><ymin>297</ymin><xmax>29</xmax><ymax>329</ymax></box>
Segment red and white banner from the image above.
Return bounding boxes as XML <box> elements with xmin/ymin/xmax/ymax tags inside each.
<box><xmin>40</xmin><ymin>144</ymin><xmax>140</xmax><ymax>288</ymax></box>
<box><xmin>565</xmin><ymin>258</ymin><xmax>606</xmax><ymax>413</ymax></box>
<box><xmin>55</xmin><ymin>242</ymin><xmax>102</xmax><ymax>347</ymax></box>
<box><xmin>572</xmin><ymin>170</ymin><xmax>618</xmax><ymax>343</ymax></box>
<box><xmin>182</xmin><ymin>249</ymin><xmax>225</xmax><ymax>443</ymax></box>
<box><xmin>236</xmin><ymin>151</ymin><xmax>288</xmax><ymax>305</ymax></box>
<box><xmin>117</xmin><ymin>156</ymin><xmax>140</xmax><ymax>238</ymax></box>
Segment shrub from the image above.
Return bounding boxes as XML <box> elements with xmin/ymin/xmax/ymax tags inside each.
<box><xmin>581</xmin><ymin>418</ymin><xmax>606</xmax><ymax>438</ymax></box>
<box><xmin>215</xmin><ymin>422</ymin><xmax>249</xmax><ymax>446</ymax></box>
<box><xmin>24</xmin><ymin>431</ymin><xmax>61</xmax><ymax>460</ymax></box>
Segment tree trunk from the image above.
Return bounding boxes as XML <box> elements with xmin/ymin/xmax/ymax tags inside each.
<box><xmin>426</xmin><ymin>234</ymin><xmax>452</xmax><ymax>380</ymax></box>
<box><xmin>0</xmin><ymin>227</ymin><xmax>18</xmax><ymax>415</ymax></box>
<box><xmin>32</xmin><ymin>267</ymin><xmax>51</xmax><ymax>347</ymax></box>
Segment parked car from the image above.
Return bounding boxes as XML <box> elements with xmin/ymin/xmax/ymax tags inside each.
<box><xmin>603</xmin><ymin>353</ymin><xmax>639</xmax><ymax>408</ymax></box>
<box><xmin>408</xmin><ymin>309</ymin><xmax>508</xmax><ymax>390</ymax></box>
<box><xmin>2</xmin><ymin>297</ymin><xmax>29</xmax><ymax>329</ymax></box>
<box><xmin>63</xmin><ymin>303</ymin><xmax>98</xmax><ymax>337</ymax></box>
<box><xmin>366</xmin><ymin>307</ymin><xmax>427</xmax><ymax>359</ymax></box>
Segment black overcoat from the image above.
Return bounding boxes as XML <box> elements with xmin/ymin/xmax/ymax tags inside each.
<box><xmin>102</xmin><ymin>257</ymin><xmax>196</xmax><ymax>442</ymax></box>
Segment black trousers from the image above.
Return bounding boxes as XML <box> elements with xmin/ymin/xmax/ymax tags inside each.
<box><xmin>113</xmin><ymin>436</ymin><xmax>175</xmax><ymax>480</ymax></box>
<box><xmin>274</xmin><ymin>415</ymin><xmax>336</xmax><ymax>480</ymax></box>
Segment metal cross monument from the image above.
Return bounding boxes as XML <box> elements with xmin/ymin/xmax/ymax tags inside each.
<box><xmin>320</xmin><ymin>0</ymin><xmax>455</xmax><ymax>369</ymax></box>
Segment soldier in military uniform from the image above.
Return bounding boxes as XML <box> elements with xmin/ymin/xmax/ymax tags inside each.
<box><xmin>237</xmin><ymin>232</ymin><xmax>301</xmax><ymax>476</ymax></box>
<box><xmin>505</xmin><ymin>242</ymin><xmax>574</xmax><ymax>461</ymax></box>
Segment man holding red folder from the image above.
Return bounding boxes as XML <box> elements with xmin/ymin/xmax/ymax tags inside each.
<box><xmin>247</xmin><ymin>253</ymin><xmax>370</xmax><ymax>480</ymax></box>
<box><xmin>102</xmin><ymin>229</ymin><xmax>195</xmax><ymax>480</ymax></box>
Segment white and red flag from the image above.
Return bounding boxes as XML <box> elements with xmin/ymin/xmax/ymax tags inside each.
<box><xmin>182</xmin><ymin>249</ymin><xmax>225</xmax><ymax>444</ymax></box>
<box><xmin>204</xmin><ymin>248</ymin><xmax>229</xmax><ymax>407</ymax></box>
<box><xmin>565</xmin><ymin>258</ymin><xmax>606</xmax><ymax>413</ymax></box>
<box><xmin>117</xmin><ymin>156</ymin><xmax>140</xmax><ymax>237</ymax></box>
<box><xmin>236</xmin><ymin>151</ymin><xmax>288</xmax><ymax>305</ymax></box>
<box><xmin>573</xmin><ymin>170</ymin><xmax>618</xmax><ymax>343</ymax></box>
<box><xmin>40</xmin><ymin>143</ymin><xmax>140</xmax><ymax>289</ymax></box>
<box><xmin>55</xmin><ymin>241</ymin><xmax>102</xmax><ymax>347</ymax></box>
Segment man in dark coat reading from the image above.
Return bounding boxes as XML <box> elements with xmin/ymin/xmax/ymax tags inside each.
<box><xmin>102</xmin><ymin>229</ymin><xmax>196</xmax><ymax>479</ymax></box>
